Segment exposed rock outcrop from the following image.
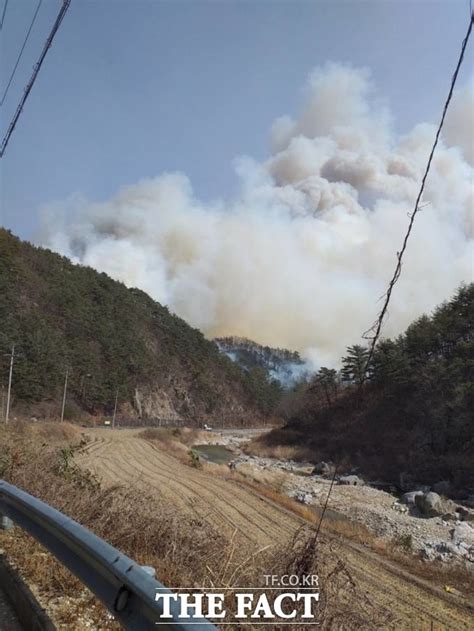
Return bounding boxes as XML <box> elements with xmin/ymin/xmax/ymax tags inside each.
<box><xmin>415</xmin><ymin>492</ymin><xmax>457</xmax><ymax>518</ymax></box>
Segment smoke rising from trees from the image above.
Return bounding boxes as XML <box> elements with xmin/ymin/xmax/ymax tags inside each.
<box><xmin>40</xmin><ymin>64</ymin><xmax>474</xmax><ymax>367</ymax></box>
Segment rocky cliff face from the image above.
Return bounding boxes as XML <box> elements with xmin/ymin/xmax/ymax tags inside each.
<box><xmin>130</xmin><ymin>368</ymin><xmax>262</xmax><ymax>423</ymax></box>
<box><xmin>132</xmin><ymin>381</ymin><xmax>254</xmax><ymax>424</ymax></box>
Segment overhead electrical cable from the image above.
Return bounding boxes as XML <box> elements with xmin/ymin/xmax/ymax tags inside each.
<box><xmin>1</xmin><ymin>0</ymin><xmax>43</xmax><ymax>108</ymax></box>
<box><xmin>362</xmin><ymin>12</ymin><xmax>474</xmax><ymax>373</ymax></box>
<box><xmin>0</xmin><ymin>0</ymin><xmax>71</xmax><ymax>158</ymax></box>
<box><xmin>0</xmin><ymin>0</ymin><xmax>8</xmax><ymax>31</ymax></box>
<box><xmin>312</xmin><ymin>11</ymin><xmax>473</xmax><ymax>548</ymax></box>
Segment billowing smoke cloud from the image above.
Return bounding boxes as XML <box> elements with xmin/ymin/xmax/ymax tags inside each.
<box><xmin>40</xmin><ymin>64</ymin><xmax>474</xmax><ymax>367</ymax></box>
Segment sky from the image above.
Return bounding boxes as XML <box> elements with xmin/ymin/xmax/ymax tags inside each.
<box><xmin>0</xmin><ymin>0</ymin><xmax>472</xmax><ymax>239</ymax></box>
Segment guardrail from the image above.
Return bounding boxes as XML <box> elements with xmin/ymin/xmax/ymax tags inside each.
<box><xmin>0</xmin><ymin>481</ymin><xmax>217</xmax><ymax>630</ymax></box>
<box><xmin>98</xmin><ymin>417</ymin><xmax>254</xmax><ymax>429</ymax></box>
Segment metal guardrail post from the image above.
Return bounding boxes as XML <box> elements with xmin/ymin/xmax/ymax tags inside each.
<box><xmin>0</xmin><ymin>513</ymin><xmax>13</xmax><ymax>530</ymax></box>
<box><xmin>0</xmin><ymin>481</ymin><xmax>217</xmax><ymax>630</ymax></box>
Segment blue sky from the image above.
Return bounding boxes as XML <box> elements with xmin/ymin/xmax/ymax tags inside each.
<box><xmin>0</xmin><ymin>0</ymin><xmax>472</xmax><ymax>240</ymax></box>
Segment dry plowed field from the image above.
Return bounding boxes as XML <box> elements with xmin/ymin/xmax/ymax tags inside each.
<box><xmin>77</xmin><ymin>429</ymin><xmax>473</xmax><ymax>629</ymax></box>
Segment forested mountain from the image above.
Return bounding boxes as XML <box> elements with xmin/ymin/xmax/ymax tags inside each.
<box><xmin>0</xmin><ymin>229</ymin><xmax>281</xmax><ymax>422</ymax></box>
<box><xmin>271</xmin><ymin>285</ymin><xmax>474</xmax><ymax>489</ymax></box>
<box><xmin>214</xmin><ymin>336</ymin><xmax>310</xmax><ymax>387</ymax></box>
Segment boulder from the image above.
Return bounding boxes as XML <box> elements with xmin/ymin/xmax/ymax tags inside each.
<box><xmin>451</xmin><ymin>522</ymin><xmax>474</xmax><ymax>545</ymax></box>
<box><xmin>456</xmin><ymin>505</ymin><xmax>474</xmax><ymax>522</ymax></box>
<box><xmin>415</xmin><ymin>492</ymin><xmax>457</xmax><ymax>518</ymax></box>
<box><xmin>401</xmin><ymin>490</ymin><xmax>423</xmax><ymax>506</ymax></box>
<box><xmin>311</xmin><ymin>461</ymin><xmax>335</xmax><ymax>477</ymax></box>
<box><xmin>420</xmin><ymin>542</ymin><xmax>436</xmax><ymax>561</ymax></box>
<box><xmin>338</xmin><ymin>475</ymin><xmax>364</xmax><ymax>486</ymax></box>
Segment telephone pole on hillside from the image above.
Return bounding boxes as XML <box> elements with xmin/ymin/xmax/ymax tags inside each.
<box><xmin>5</xmin><ymin>344</ymin><xmax>14</xmax><ymax>424</ymax></box>
<box><xmin>1</xmin><ymin>385</ymin><xmax>5</xmax><ymax>421</ymax></box>
<box><xmin>112</xmin><ymin>388</ymin><xmax>119</xmax><ymax>429</ymax></box>
<box><xmin>60</xmin><ymin>368</ymin><xmax>69</xmax><ymax>423</ymax></box>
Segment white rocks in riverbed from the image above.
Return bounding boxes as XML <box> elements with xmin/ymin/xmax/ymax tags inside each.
<box><xmin>288</xmin><ymin>489</ymin><xmax>315</xmax><ymax>505</ymax></box>
<box><xmin>226</xmin><ymin>443</ymin><xmax>473</xmax><ymax>567</ymax></box>
<box><xmin>392</xmin><ymin>501</ymin><xmax>409</xmax><ymax>514</ymax></box>
<box><xmin>338</xmin><ymin>474</ymin><xmax>364</xmax><ymax>486</ymax></box>
<box><xmin>420</xmin><ymin>522</ymin><xmax>474</xmax><ymax>563</ymax></box>
<box><xmin>421</xmin><ymin>539</ymin><xmax>474</xmax><ymax>563</ymax></box>
<box><xmin>451</xmin><ymin>522</ymin><xmax>474</xmax><ymax>545</ymax></box>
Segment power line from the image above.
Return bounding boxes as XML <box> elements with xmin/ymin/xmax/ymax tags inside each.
<box><xmin>313</xmin><ymin>11</ymin><xmax>474</xmax><ymax>548</ymax></box>
<box><xmin>362</xmin><ymin>11</ymin><xmax>473</xmax><ymax>373</ymax></box>
<box><xmin>0</xmin><ymin>0</ymin><xmax>8</xmax><ymax>31</ymax></box>
<box><xmin>1</xmin><ymin>0</ymin><xmax>43</xmax><ymax>108</ymax></box>
<box><xmin>0</xmin><ymin>0</ymin><xmax>71</xmax><ymax>158</ymax></box>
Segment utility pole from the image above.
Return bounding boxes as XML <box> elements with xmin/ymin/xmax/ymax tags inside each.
<box><xmin>112</xmin><ymin>388</ymin><xmax>119</xmax><ymax>429</ymax></box>
<box><xmin>80</xmin><ymin>373</ymin><xmax>92</xmax><ymax>401</ymax></box>
<box><xmin>5</xmin><ymin>344</ymin><xmax>14</xmax><ymax>424</ymax></box>
<box><xmin>60</xmin><ymin>368</ymin><xmax>69</xmax><ymax>423</ymax></box>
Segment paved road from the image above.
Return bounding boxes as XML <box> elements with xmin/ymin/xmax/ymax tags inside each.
<box><xmin>0</xmin><ymin>588</ymin><xmax>22</xmax><ymax>630</ymax></box>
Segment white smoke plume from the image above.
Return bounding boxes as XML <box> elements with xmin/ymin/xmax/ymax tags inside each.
<box><xmin>40</xmin><ymin>64</ymin><xmax>474</xmax><ymax>367</ymax></box>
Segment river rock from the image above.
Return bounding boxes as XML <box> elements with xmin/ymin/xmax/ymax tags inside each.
<box><xmin>451</xmin><ymin>522</ymin><xmax>474</xmax><ymax>545</ymax></box>
<box><xmin>312</xmin><ymin>461</ymin><xmax>335</xmax><ymax>477</ymax></box>
<box><xmin>457</xmin><ymin>505</ymin><xmax>474</xmax><ymax>522</ymax></box>
<box><xmin>339</xmin><ymin>475</ymin><xmax>364</xmax><ymax>486</ymax></box>
<box><xmin>401</xmin><ymin>490</ymin><xmax>423</xmax><ymax>506</ymax></box>
<box><xmin>290</xmin><ymin>490</ymin><xmax>314</xmax><ymax>505</ymax></box>
<box><xmin>421</xmin><ymin>539</ymin><xmax>474</xmax><ymax>563</ymax></box>
<box><xmin>415</xmin><ymin>492</ymin><xmax>457</xmax><ymax>518</ymax></box>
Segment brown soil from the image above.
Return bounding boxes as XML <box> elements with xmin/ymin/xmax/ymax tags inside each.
<box><xmin>77</xmin><ymin>428</ymin><xmax>474</xmax><ymax>630</ymax></box>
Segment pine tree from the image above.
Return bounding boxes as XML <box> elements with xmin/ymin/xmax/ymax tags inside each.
<box><xmin>341</xmin><ymin>345</ymin><xmax>369</xmax><ymax>385</ymax></box>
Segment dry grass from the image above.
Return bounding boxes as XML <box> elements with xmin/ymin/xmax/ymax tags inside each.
<box><xmin>0</xmin><ymin>420</ymin><xmax>392</xmax><ymax>630</ymax></box>
<box><xmin>139</xmin><ymin>426</ymin><xmax>225</xmax><ymax>468</ymax></box>
<box><xmin>243</xmin><ymin>436</ymin><xmax>313</xmax><ymax>462</ymax></box>
<box><xmin>29</xmin><ymin>420</ymin><xmax>82</xmax><ymax>443</ymax></box>
<box><xmin>233</xmin><ymin>462</ymin><xmax>291</xmax><ymax>494</ymax></box>
<box><xmin>139</xmin><ymin>426</ymin><xmax>214</xmax><ymax>447</ymax></box>
<box><xmin>2</xmin><ymin>418</ymin><xmax>82</xmax><ymax>443</ymax></box>
<box><xmin>137</xmin><ymin>427</ymin><xmax>191</xmax><ymax>462</ymax></box>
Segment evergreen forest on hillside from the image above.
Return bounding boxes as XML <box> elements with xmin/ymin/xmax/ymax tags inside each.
<box><xmin>0</xmin><ymin>229</ymin><xmax>282</xmax><ymax>420</ymax></box>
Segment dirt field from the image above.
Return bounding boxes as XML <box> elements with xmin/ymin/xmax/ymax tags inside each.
<box><xmin>77</xmin><ymin>428</ymin><xmax>473</xmax><ymax>629</ymax></box>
